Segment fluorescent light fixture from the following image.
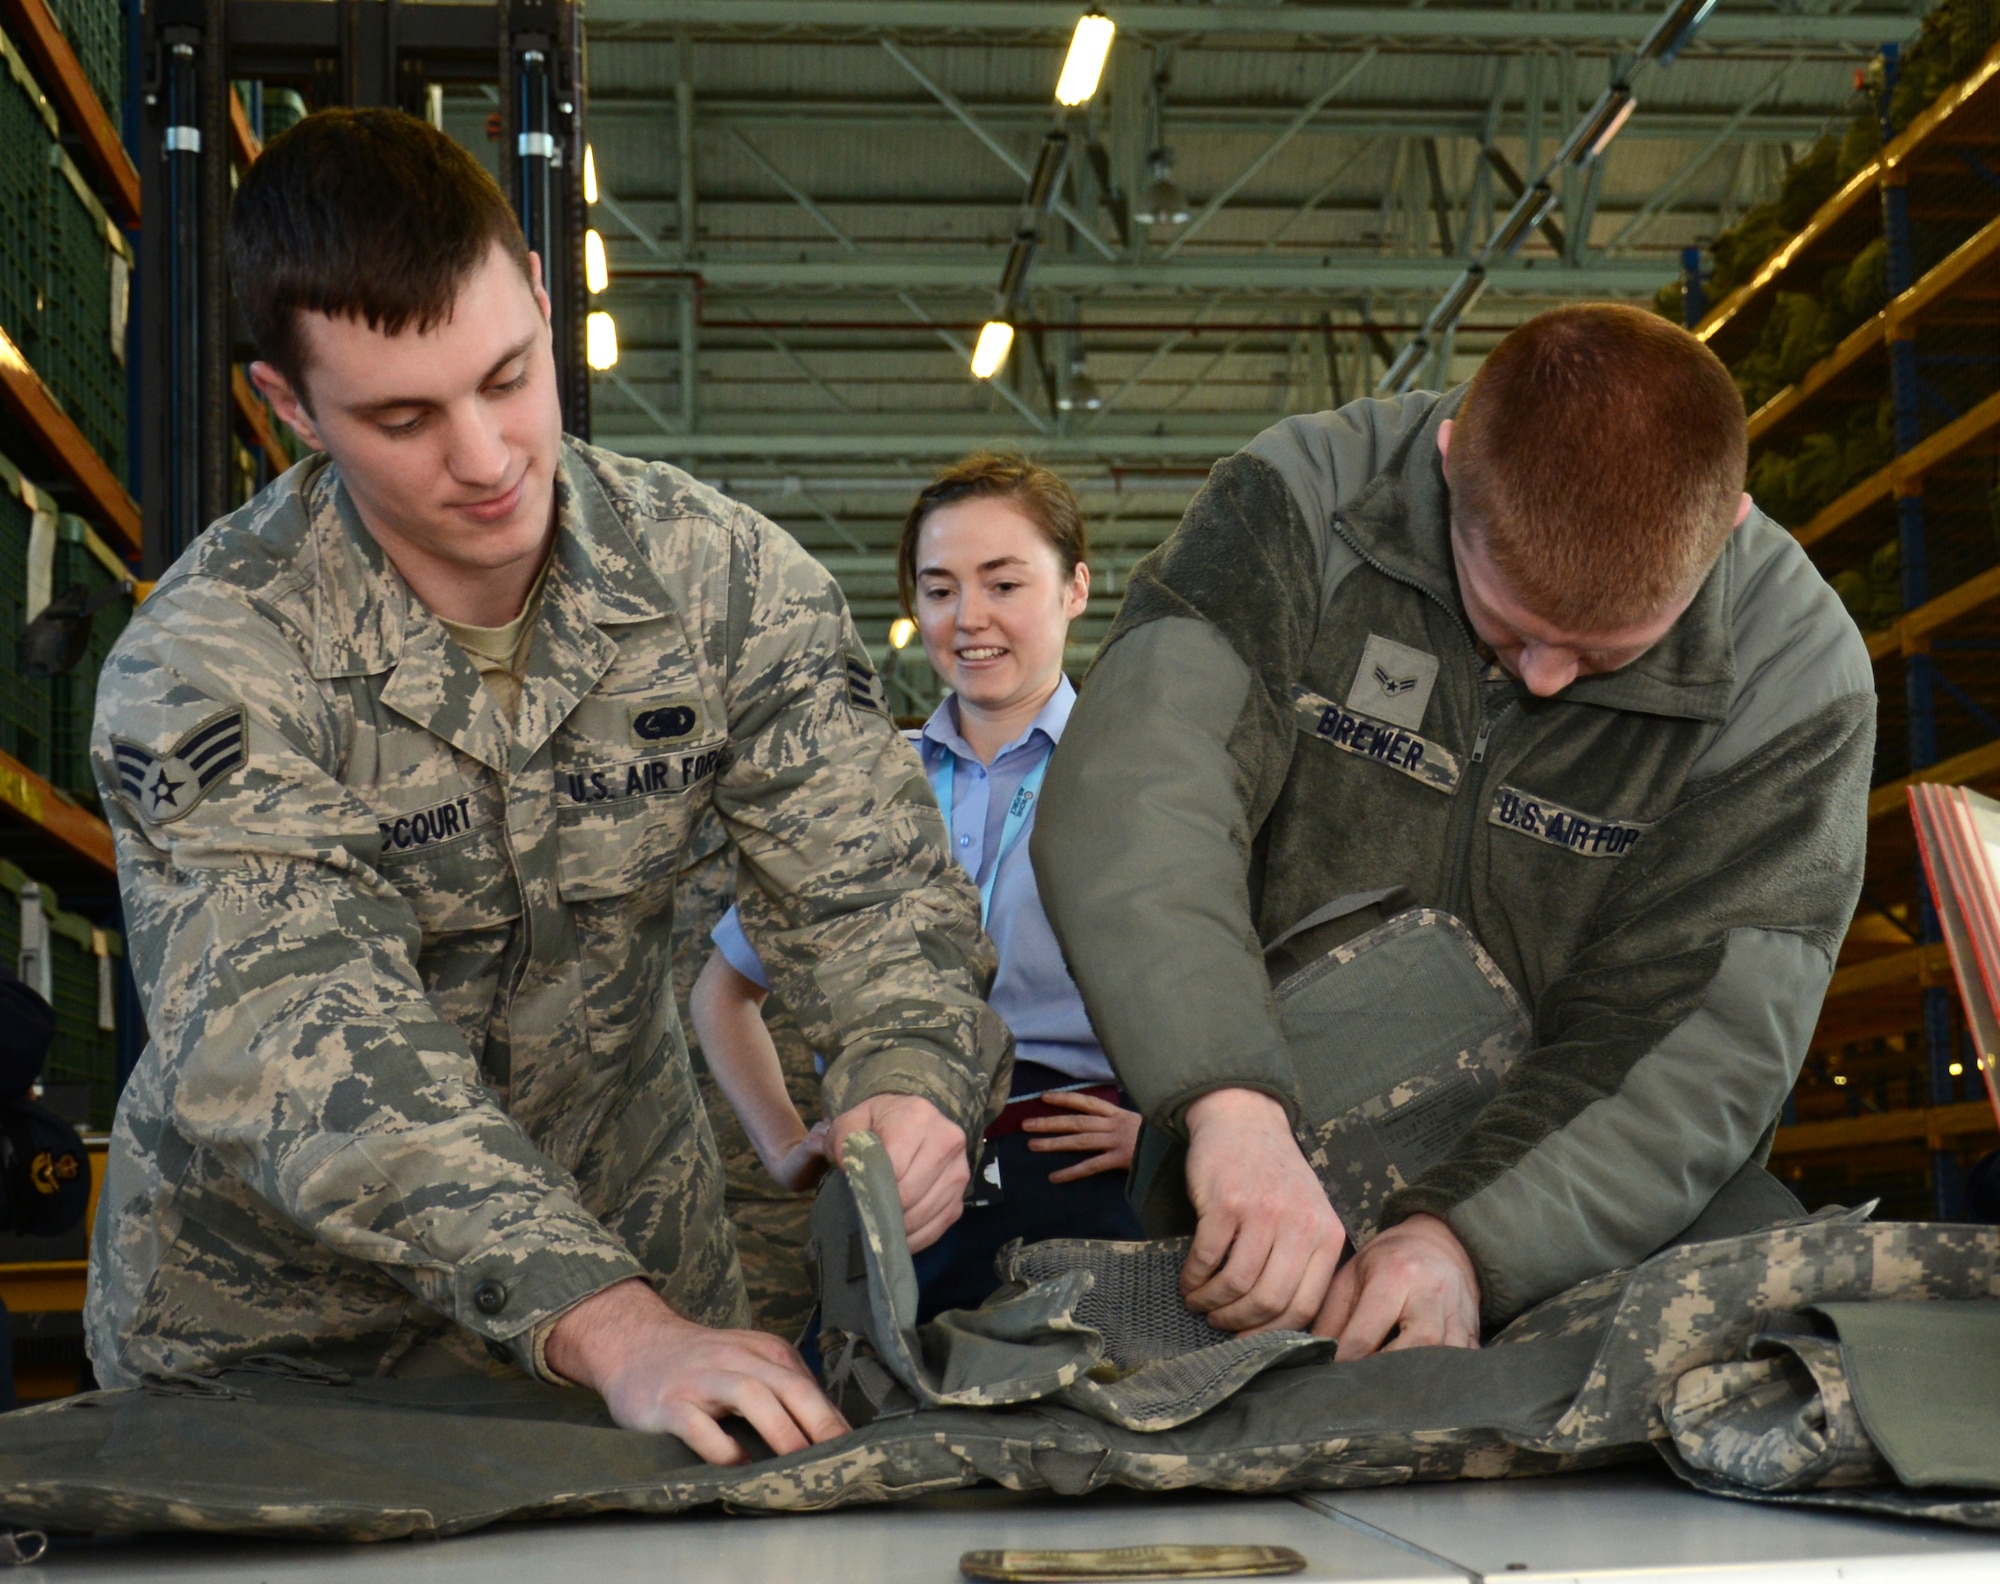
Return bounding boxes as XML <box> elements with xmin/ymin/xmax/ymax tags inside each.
<box><xmin>583</xmin><ymin>144</ymin><xmax>598</xmax><ymax>205</ymax></box>
<box><xmin>1638</xmin><ymin>0</ymin><xmax>1720</xmax><ymax>63</ymax></box>
<box><xmin>1379</xmin><ymin>337</ymin><xmax>1429</xmax><ymax>393</ymax></box>
<box><xmin>889</xmin><ymin>617</ymin><xmax>918</xmax><ymax>650</ymax></box>
<box><xmin>1056</xmin><ymin>355</ymin><xmax>1102</xmax><ymax>412</ymax></box>
<box><xmin>1486</xmin><ymin>182</ymin><xmax>1559</xmax><ymax>257</ymax></box>
<box><xmin>586</xmin><ymin>310</ymin><xmax>618</xmax><ymax>369</ymax></box>
<box><xmin>998</xmin><ymin>234</ymin><xmax>1038</xmax><ymax>308</ymax></box>
<box><xmin>1056</xmin><ymin>11</ymin><xmax>1115</xmax><ymax>106</ymax></box>
<box><xmin>1025</xmin><ymin>130</ymin><xmax>1073</xmax><ymax>216</ymax></box>
<box><xmin>971</xmin><ymin>320</ymin><xmax>1015</xmax><ymax>380</ymax></box>
<box><xmin>1423</xmin><ymin>267</ymin><xmax>1488</xmax><ymax>333</ymax></box>
<box><xmin>1558</xmin><ymin>86</ymin><xmax>1637</xmax><ymax>167</ymax></box>
<box><xmin>584</xmin><ymin>229</ymin><xmax>609</xmax><ymax>293</ymax></box>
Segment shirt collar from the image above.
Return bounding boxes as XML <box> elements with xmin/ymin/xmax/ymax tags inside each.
<box><xmin>921</xmin><ymin>674</ymin><xmax>1076</xmax><ymax>765</ymax></box>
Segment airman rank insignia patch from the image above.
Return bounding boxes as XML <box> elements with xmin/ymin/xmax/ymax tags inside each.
<box><xmin>1489</xmin><ymin>784</ymin><xmax>1654</xmax><ymax>858</ymax></box>
<box><xmin>1294</xmin><ymin>687</ymin><xmax>1460</xmax><ymax>793</ymax></box>
<box><xmin>846</xmin><ymin>654</ymin><xmax>888</xmax><ymax>717</ymax></box>
<box><xmin>111</xmin><ymin>707</ymin><xmax>247</xmax><ymax>825</ymax></box>
<box><xmin>1346</xmin><ymin>634</ymin><xmax>1439</xmax><ymax>730</ymax></box>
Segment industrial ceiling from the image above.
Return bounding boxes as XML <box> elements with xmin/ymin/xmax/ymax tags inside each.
<box><xmin>452</xmin><ymin>0</ymin><xmax>1930</xmax><ymax>697</ymax></box>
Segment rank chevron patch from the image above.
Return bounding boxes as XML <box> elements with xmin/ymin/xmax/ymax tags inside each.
<box><xmin>112</xmin><ymin>707</ymin><xmax>248</xmax><ymax>825</ymax></box>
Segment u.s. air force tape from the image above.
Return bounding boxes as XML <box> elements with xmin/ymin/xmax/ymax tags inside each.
<box><xmin>1488</xmin><ymin>784</ymin><xmax>1654</xmax><ymax>858</ymax></box>
<box><xmin>560</xmin><ymin>743</ymin><xmax>724</xmax><ymax>806</ymax></box>
<box><xmin>1293</xmin><ymin>688</ymin><xmax>1460</xmax><ymax>793</ymax></box>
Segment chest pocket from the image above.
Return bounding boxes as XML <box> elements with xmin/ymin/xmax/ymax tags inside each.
<box><xmin>371</xmin><ymin>783</ymin><xmax>521</xmax><ymax>936</ymax></box>
<box><xmin>554</xmin><ymin>739</ymin><xmax>726</xmax><ymax>903</ymax></box>
<box><xmin>1273</xmin><ymin>902</ymin><xmax>1530</xmax><ymax>1245</ymax></box>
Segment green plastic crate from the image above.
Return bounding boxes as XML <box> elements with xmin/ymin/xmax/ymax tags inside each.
<box><xmin>0</xmin><ymin>860</ymin><xmax>123</xmax><ymax>1131</ymax></box>
<box><xmin>43</xmin><ymin>0</ymin><xmax>123</xmax><ymax>127</ymax></box>
<box><xmin>0</xmin><ymin>28</ymin><xmax>57</xmax><ymax>366</ymax></box>
<box><xmin>42</xmin><ymin>147</ymin><xmax>128</xmax><ymax>483</ymax></box>
<box><xmin>46</xmin><ymin>515</ymin><xmax>131</xmax><ymax>808</ymax></box>
<box><xmin>0</xmin><ymin>457</ymin><xmax>54</xmax><ymax>782</ymax></box>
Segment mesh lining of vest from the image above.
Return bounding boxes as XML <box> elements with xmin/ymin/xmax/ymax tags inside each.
<box><xmin>1000</xmin><ymin>1238</ymin><xmax>1329</xmax><ymax>1431</ymax></box>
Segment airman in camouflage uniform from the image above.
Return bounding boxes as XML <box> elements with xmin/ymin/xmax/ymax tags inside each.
<box><xmin>85</xmin><ymin>440</ymin><xmax>1009</xmax><ymax>1387</ymax></box>
<box><xmin>672</xmin><ymin>819</ymin><xmax>821</xmax><ymax>1339</ymax></box>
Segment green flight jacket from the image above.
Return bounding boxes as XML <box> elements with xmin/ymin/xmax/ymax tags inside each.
<box><xmin>86</xmin><ymin>441</ymin><xmax>1009</xmax><ymax>1387</ymax></box>
<box><xmin>1033</xmin><ymin>390</ymin><xmax>1874</xmax><ymax>1322</ymax></box>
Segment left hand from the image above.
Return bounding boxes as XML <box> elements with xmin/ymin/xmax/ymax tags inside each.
<box><xmin>829</xmin><ymin>1093</ymin><xmax>971</xmax><ymax>1252</ymax></box>
<box><xmin>1021</xmin><ymin>1091</ymin><xmax>1142</xmax><ymax>1183</ymax></box>
<box><xmin>1313</xmin><ymin>1213</ymin><xmax>1482</xmax><ymax>1358</ymax></box>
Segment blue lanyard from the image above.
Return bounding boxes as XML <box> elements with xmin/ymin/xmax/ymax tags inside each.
<box><xmin>934</xmin><ymin>744</ymin><xmax>1051</xmax><ymax>926</ymax></box>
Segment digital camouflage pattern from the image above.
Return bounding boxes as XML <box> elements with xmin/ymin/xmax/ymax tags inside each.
<box><xmin>672</xmin><ymin>817</ymin><xmax>821</xmax><ymax>1338</ymax></box>
<box><xmin>1663</xmin><ymin>1329</ymin><xmax>1891</xmax><ymax>1492</ymax></box>
<box><xmin>0</xmin><ymin>1182</ymin><xmax>1995</xmax><ymax>1538</ymax></box>
<box><xmin>85</xmin><ymin>441</ymin><xmax>1008</xmax><ymax>1386</ymax></box>
<box><xmin>1277</xmin><ymin>908</ymin><xmax>1530</xmax><ymax>1246</ymax></box>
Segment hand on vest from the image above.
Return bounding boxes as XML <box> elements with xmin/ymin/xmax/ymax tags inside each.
<box><xmin>1179</xmin><ymin>1087</ymin><xmax>1350</xmax><ymax>1334</ymax></box>
<box><xmin>544</xmin><ymin>1277</ymin><xmax>849</xmax><ymax>1462</ymax></box>
<box><xmin>829</xmin><ymin>1092</ymin><xmax>971</xmax><ymax>1252</ymax></box>
<box><xmin>1317</xmin><ymin>1213</ymin><xmax>1481</xmax><ymax>1358</ymax></box>
<box><xmin>1022</xmin><ymin>1090</ymin><xmax>1142</xmax><ymax>1183</ymax></box>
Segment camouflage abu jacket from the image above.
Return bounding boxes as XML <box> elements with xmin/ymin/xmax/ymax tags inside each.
<box><xmin>85</xmin><ymin>440</ymin><xmax>1009</xmax><ymax>1386</ymax></box>
<box><xmin>1034</xmin><ymin>390</ymin><xmax>1874</xmax><ymax>1323</ymax></box>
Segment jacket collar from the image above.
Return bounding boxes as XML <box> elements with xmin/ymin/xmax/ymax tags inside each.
<box><xmin>1329</xmin><ymin>387</ymin><xmax>1735</xmax><ymax>724</ymax></box>
<box><xmin>307</xmin><ymin>442</ymin><xmax>680</xmax><ymax>772</ymax></box>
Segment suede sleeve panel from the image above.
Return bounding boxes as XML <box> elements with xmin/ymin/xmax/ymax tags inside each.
<box><xmin>1032</xmin><ymin>618</ymin><xmax>1293</xmax><ymax>1126</ymax></box>
<box><xmin>1382</xmin><ymin>690</ymin><xmax>1874</xmax><ymax>1317</ymax></box>
<box><xmin>1034</xmin><ymin>454</ymin><xmax>1331</xmax><ymax>1129</ymax></box>
<box><xmin>1241</xmin><ymin>394</ymin><xmax>1441</xmax><ymax>543</ymax></box>
<box><xmin>1444</xmin><ymin>925</ymin><xmax>1829</xmax><ymax>1319</ymax></box>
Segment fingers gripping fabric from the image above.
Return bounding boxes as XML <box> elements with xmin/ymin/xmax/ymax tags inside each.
<box><xmin>999</xmin><ymin>1239</ymin><xmax>1331</xmax><ymax>1431</ymax></box>
<box><xmin>810</xmin><ymin>1133</ymin><xmax>1325</xmax><ymax>1430</ymax></box>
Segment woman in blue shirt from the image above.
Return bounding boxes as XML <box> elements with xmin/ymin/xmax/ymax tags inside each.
<box><xmin>691</xmin><ymin>452</ymin><xmax>1143</xmax><ymax>1323</ymax></box>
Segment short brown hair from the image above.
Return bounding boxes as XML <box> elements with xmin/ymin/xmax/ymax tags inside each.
<box><xmin>1447</xmin><ymin>302</ymin><xmax>1746</xmax><ymax>630</ymax></box>
<box><xmin>228</xmin><ymin>108</ymin><xmax>531</xmax><ymax>400</ymax></box>
<box><xmin>896</xmin><ymin>453</ymin><xmax>1088</xmax><ymax>619</ymax></box>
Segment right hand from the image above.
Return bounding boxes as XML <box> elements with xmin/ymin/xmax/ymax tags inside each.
<box><xmin>1179</xmin><ymin>1087</ymin><xmax>1348</xmax><ymax>1335</ymax></box>
<box><xmin>769</xmin><ymin>1118</ymin><xmax>832</xmax><ymax>1193</ymax></box>
<box><xmin>545</xmin><ymin>1278</ymin><xmax>849</xmax><ymax>1464</ymax></box>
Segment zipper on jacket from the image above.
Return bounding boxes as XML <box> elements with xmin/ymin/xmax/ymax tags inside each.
<box><xmin>1445</xmin><ymin>697</ymin><xmax>1517</xmax><ymax>915</ymax></box>
<box><xmin>1327</xmin><ymin>518</ymin><xmax>1513</xmax><ymax>918</ymax></box>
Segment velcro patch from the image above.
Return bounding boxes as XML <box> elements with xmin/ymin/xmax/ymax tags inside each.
<box><xmin>1294</xmin><ymin>688</ymin><xmax>1460</xmax><ymax>794</ymax></box>
<box><xmin>377</xmin><ymin>793</ymin><xmax>496</xmax><ymax>856</ymax></box>
<box><xmin>1346</xmin><ymin>634</ymin><xmax>1439</xmax><ymax>731</ymax></box>
<box><xmin>559</xmin><ymin>743</ymin><xmax>725</xmax><ymax>807</ymax></box>
<box><xmin>111</xmin><ymin>707</ymin><xmax>248</xmax><ymax>825</ymax></box>
<box><xmin>628</xmin><ymin>700</ymin><xmax>707</xmax><ymax>745</ymax></box>
<box><xmin>1488</xmin><ymin>784</ymin><xmax>1654</xmax><ymax>858</ymax></box>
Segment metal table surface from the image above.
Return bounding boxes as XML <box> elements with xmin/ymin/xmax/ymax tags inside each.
<box><xmin>38</xmin><ymin>1465</ymin><xmax>2000</xmax><ymax>1584</ymax></box>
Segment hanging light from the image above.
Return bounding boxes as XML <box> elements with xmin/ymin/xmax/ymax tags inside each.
<box><xmin>583</xmin><ymin>144</ymin><xmax>598</xmax><ymax>205</ymax></box>
<box><xmin>1133</xmin><ymin>149</ymin><xmax>1191</xmax><ymax>227</ymax></box>
<box><xmin>889</xmin><ymin>617</ymin><xmax>917</xmax><ymax>650</ymax></box>
<box><xmin>1056</xmin><ymin>353</ymin><xmax>1102</xmax><ymax>412</ymax></box>
<box><xmin>971</xmin><ymin>320</ymin><xmax>1015</xmax><ymax>380</ymax></box>
<box><xmin>1055</xmin><ymin>10</ymin><xmax>1115</xmax><ymax>106</ymax></box>
<box><xmin>586</xmin><ymin>310</ymin><xmax>618</xmax><ymax>369</ymax></box>
<box><xmin>584</xmin><ymin>229</ymin><xmax>609</xmax><ymax>294</ymax></box>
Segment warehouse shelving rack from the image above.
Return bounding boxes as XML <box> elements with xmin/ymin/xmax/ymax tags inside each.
<box><xmin>1693</xmin><ymin>42</ymin><xmax>2000</xmax><ymax>1216</ymax></box>
<box><xmin>0</xmin><ymin>0</ymin><xmax>135</xmax><ymax>901</ymax></box>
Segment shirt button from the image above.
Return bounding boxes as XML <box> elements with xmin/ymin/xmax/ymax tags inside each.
<box><xmin>959</xmin><ymin>834</ymin><xmax>971</xmax><ymax>846</ymax></box>
<box><xmin>474</xmin><ymin>1279</ymin><xmax>508</xmax><ymax>1315</ymax></box>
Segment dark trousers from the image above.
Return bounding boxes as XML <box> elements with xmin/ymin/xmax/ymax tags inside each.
<box><xmin>910</xmin><ymin>1128</ymin><xmax>1143</xmax><ymax>1324</ymax></box>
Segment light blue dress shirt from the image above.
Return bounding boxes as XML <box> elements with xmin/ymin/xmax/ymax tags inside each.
<box><xmin>710</xmin><ymin>677</ymin><xmax>1113</xmax><ymax>1086</ymax></box>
